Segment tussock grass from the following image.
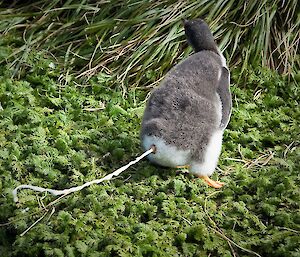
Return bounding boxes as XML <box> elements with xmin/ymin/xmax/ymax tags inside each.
<box><xmin>0</xmin><ymin>0</ymin><xmax>299</xmax><ymax>86</ymax></box>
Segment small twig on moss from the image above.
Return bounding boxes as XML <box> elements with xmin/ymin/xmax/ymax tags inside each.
<box><xmin>20</xmin><ymin>210</ymin><xmax>49</xmax><ymax>237</ymax></box>
<box><xmin>83</xmin><ymin>107</ymin><xmax>105</xmax><ymax>112</ymax></box>
<box><xmin>0</xmin><ymin>195</ymin><xmax>69</xmax><ymax>227</ymax></box>
<box><xmin>238</xmin><ymin>144</ymin><xmax>244</xmax><ymax>159</ymax></box>
<box><xmin>227</xmin><ymin>240</ymin><xmax>238</xmax><ymax>257</ymax></box>
<box><xmin>46</xmin><ymin>207</ymin><xmax>56</xmax><ymax>222</ymax></box>
<box><xmin>245</xmin><ymin>151</ymin><xmax>274</xmax><ymax>169</ymax></box>
<box><xmin>277</xmin><ymin>226</ymin><xmax>299</xmax><ymax>234</ymax></box>
<box><xmin>204</xmin><ymin>191</ymin><xmax>262</xmax><ymax>257</ymax></box>
<box><xmin>12</xmin><ymin>147</ymin><xmax>154</xmax><ymax>202</ymax></box>
<box><xmin>283</xmin><ymin>141</ymin><xmax>295</xmax><ymax>158</ymax></box>
<box><xmin>224</xmin><ymin>157</ymin><xmax>248</xmax><ymax>163</ymax></box>
<box><xmin>46</xmin><ymin>193</ymin><xmax>70</xmax><ymax>208</ymax></box>
<box><xmin>210</xmin><ymin>226</ymin><xmax>262</xmax><ymax>257</ymax></box>
<box><xmin>261</xmin><ymin>151</ymin><xmax>274</xmax><ymax>166</ymax></box>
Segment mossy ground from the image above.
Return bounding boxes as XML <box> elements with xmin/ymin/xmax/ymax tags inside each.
<box><xmin>0</xmin><ymin>1</ymin><xmax>300</xmax><ymax>255</ymax></box>
<box><xmin>0</xmin><ymin>48</ymin><xmax>299</xmax><ymax>257</ymax></box>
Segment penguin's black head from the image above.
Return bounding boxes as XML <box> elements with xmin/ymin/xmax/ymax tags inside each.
<box><xmin>183</xmin><ymin>18</ymin><xmax>218</xmax><ymax>54</ymax></box>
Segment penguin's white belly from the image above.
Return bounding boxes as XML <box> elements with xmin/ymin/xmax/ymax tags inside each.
<box><xmin>142</xmin><ymin>130</ymin><xmax>223</xmax><ymax>175</ymax></box>
<box><xmin>142</xmin><ymin>135</ymin><xmax>190</xmax><ymax>167</ymax></box>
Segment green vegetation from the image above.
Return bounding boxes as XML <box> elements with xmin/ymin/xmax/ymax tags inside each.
<box><xmin>0</xmin><ymin>1</ymin><xmax>299</xmax><ymax>256</ymax></box>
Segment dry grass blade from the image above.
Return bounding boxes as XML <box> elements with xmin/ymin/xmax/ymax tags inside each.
<box><xmin>0</xmin><ymin>0</ymin><xmax>299</xmax><ymax>86</ymax></box>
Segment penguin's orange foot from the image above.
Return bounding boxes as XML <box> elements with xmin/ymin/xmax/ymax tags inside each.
<box><xmin>199</xmin><ymin>175</ymin><xmax>224</xmax><ymax>189</ymax></box>
<box><xmin>176</xmin><ymin>165</ymin><xmax>190</xmax><ymax>169</ymax></box>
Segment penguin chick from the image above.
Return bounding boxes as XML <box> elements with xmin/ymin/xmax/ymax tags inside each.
<box><xmin>141</xmin><ymin>18</ymin><xmax>232</xmax><ymax>188</ymax></box>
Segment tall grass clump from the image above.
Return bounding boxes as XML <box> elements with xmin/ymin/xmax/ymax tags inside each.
<box><xmin>0</xmin><ymin>0</ymin><xmax>299</xmax><ymax>87</ymax></box>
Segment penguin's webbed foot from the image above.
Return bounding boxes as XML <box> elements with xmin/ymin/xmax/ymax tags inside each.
<box><xmin>176</xmin><ymin>165</ymin><xmax>190</xmax><ymax>169</ymax></box>
<box><xmin>198</xmin><ymin>175</ymin><xmax>224</xmax><ymax>189</ymax></box>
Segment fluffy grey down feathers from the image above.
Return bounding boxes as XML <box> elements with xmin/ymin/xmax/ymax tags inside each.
<box><xmin>140</xmin><ymin>19</ymin><xmax>231</xmax><ymax>176</ymax></box>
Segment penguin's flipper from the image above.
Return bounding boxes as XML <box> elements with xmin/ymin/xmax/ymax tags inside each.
<box><xmin>217</xmin><ymin>67</ymin><xmax>232</xmax><ymax>129</ymax></box>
